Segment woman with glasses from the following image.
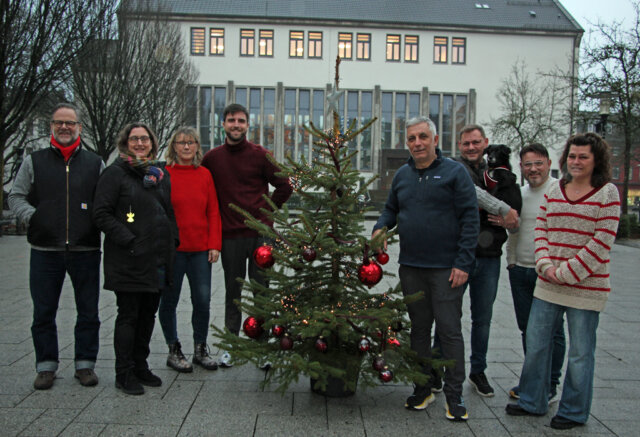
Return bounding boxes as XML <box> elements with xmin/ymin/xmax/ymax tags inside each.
<box><xmin>158</xmin><ymin>127</ymin><xmax>221</xmax><ymax>373</ymax></box>
<box><xmin>93</xmin><ymin>122</ymin><xmax>178</xmax><ymax>395</ymax></box>
<box><xmin>505</xmin><ymin>133</ymin><xmax>620</xmax><ymax>429</ymax></box>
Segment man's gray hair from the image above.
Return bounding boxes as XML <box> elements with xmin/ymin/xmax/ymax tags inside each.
<box><xmin>51</xmin><ymin>102</ymin><xmax>81</xmax><ymax>123</ymax></box>
<box><xmin>406</xmin><ymin>116</ymin><xmax>437</xmax><ymax>137</ymax></box>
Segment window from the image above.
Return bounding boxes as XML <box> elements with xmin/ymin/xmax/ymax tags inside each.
<box><xmin>259</xmin><ymin>30</ymin><xmax>274</xmax><ymax>57</ymax></box>
<box><xmin>289</xmin><ymin>31</ymin><xmax>304</xmax><ymax>57</ymax></box>
<box><xmin>199</xmin><ymin>88</ymin><xmax>212</xmax><ymax>150</ymax></box>
<box><xmin>191</xmin><ymin>28</ymin><xmax>205</xmax><ymax>55</ymax></box>
<box><xmin>209</xmin><ymin>28</ymin><xmax>224</xmax><ymax>56</ymax></box>
<box><xmin>386</xmin><ymin>34</ymin><xmax>401</xmax><ymax>61</ymax></box>
<box><xmin>404</xmin><ymin>35</ymin><xmax>418</xmax><ymax>62</ymax></box>
<box><xmin>338</xmin><ymin>32</ymin><xmax>352</xmax><ymax>59</ymax></box>
<box><xmin>434</xmin><ymin>36</ymin><xmax>448</xmax><ymax>63</ymax></box>
<box><xmin>240</xmin><ymin>29</ymin><xmax>255</xmax><ymax>56</ymax></box>
<box><xmin>356</xmin><ymin>33</ymin><xmax>371</xmax><ymax>60</ymax></box>
<box><xmin>308</xmin><ymin>31</ymin><xmax>322</xmax><ymax>58</ymax></box>
<box><xmin>452</xmin><ymin>37</ymin><xmax>466</xmax><ymax>64</ymax></box>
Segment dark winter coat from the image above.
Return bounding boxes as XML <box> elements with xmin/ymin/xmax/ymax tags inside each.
<box><xmin>93</xmin><ymin>158</ymin><xmax>178</xmax><ymax>293</ymax></box>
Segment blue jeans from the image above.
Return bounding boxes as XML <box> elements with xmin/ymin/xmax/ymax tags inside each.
<box><xmin>518</xmin><ymin>298</ymin><xmax>599</xmax><ymax>423</ymax></box>
<box><xmin>30</xmin><ymin>249</ymin><xmax>101</xmax><ymax>372</ymax></box>
<box><xmin>467</xmin><ymin>256</ymin><xmax>500</xmax><ymax>374</ymax></box>
<box><xmin>508</xmin><ymin>265</ymin><xmax>566</xmax><ymax>386</ymax></box>
<box><xmin>159</xmin><ymin>251</ymin><xmax>212</xmax><ymax>344</ymax></box>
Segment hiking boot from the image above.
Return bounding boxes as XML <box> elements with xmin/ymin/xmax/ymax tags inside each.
<box><xmin>219</xmin><ymin>350</ymin><xmax>233</xmax><ymax>368</ymax></box>
<box><xmin>404</xmin><ymin>385</ymin><xmax>435</xmax><ymax>410</ymax></box>
<box><xmin>74</xmin><ymin>368</ymin><xmax>99</xmax><ymax>387</ymax></box>
<box><xmin>115</xmin><ymin>372</ymin><xmax>144</xmax><ymax>395</ymax></box>
<box><xmin>33</xmin><ymin>371</ymin><xmax>55</xmax><ymax>390</ymax></box>
<box><xmin>445</xmin><ymin>393</ymin><xmax>468</xmax><ymax>421</ymax></box>
<box><xmin>167</xmin><ymin>342</ymin><xmax>193</xmax><ymax>373</ymax></box>
<box><xmin>469</xmin><ymin>372</ymin><xmax>494</xmax><ymax>397</ymax></box>
<box><xmin>134</xmin><ymin>368</ymin><xmax>162</xmax><ymax>387</ymax></box>
<box><xmin>193</xmin><ymin>343</ymin><xmax>218</xmax><ymax>370</ymax></box>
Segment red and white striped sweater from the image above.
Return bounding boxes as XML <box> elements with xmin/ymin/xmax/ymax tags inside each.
<box><xmin>534</xmin><ymin>181</ymin><xmax>620</xmax><ymax>312</ymax></box>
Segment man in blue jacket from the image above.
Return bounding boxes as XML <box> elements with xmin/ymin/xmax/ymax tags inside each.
<box><xmin>373</xmin><ymin>116</ymin><xmax>479</xmax><ymax>421</ymax></box>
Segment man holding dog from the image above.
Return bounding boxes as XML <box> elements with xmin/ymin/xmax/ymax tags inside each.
<box><xmin>502</xmin><ymin>143</ymin><xmax>565</xmax><ymax>402</ymax></box>
<box><xmin>454</xmin><ymin>124</ymin><xmax>520</xmax><ymax>397</ymax></box>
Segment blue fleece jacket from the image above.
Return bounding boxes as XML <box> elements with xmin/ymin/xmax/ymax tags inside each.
<box><xmin>373</xmin><ymin>149</ymin><xmax>479</xmax><ymax>273</ymax></box>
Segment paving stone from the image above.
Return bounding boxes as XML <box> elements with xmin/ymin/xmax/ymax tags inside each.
<box><xmin>99</xmin><ymin>424</ymin><xmax>180</xmax><ymax>436</ymax></box>
<box><xmin>255</xmin><ymin>413</ymin><xmax>327</xmax><ymax>437</ymax></box>
<box><xmin>17</xmin><ymin>408</ymin><xmax>81</xmax><ymax>437</ymax></box>
<box><xmin>58</xmin><ymin>422</ymin><xmax>106</xmax><ymax>437</ymax></box>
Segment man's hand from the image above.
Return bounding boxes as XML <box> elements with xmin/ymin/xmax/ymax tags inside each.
<box><xmin>372</xmin><ymin>229</ymin><xmax>387</xmax><ymax>252</ymax></box>
<box><xmin>449</xmin><ymin>267</ymin><xmax>468</xmax><ymax>288</ymax></box>
<box><xmin>209</xmin><ymin>249</ymin><xmax>220</xmax><ymax>263</ymax></box>
<box><xmin>543</xmin><ymin>266</ymin><xmax>563</xmax><ymax>285</ymax></box>
<box><xmin>488</xmin><ymin>208</ymin><xmax>519</xmax><ymax>230</ymax></box>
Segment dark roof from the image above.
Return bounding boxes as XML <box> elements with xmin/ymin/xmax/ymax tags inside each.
<box><xmin>124</xmin><ymin>0</ymin><xmax>582</xmax><ymax>34</ymax></box>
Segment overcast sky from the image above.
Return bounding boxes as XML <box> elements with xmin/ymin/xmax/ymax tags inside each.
<box><xmin>559</xmin><ymin>0</ymin><xmax>637</xmax><ymax>38</ymax></box>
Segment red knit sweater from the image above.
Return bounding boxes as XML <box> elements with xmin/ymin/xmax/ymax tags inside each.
<box><xmin>201</xmin><ymin>138</ymin><xmax>292</xmax><ymax>238</ymax></box>
<box><xmin>165</xmin><ymin>164</ymin><xmax>222</xmax><ymax>252</ymax></box>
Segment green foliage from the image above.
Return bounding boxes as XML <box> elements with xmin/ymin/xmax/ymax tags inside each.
<box><xmin>617</xmin><ymin>213</ymin><xmax>640</xmax><ymax>239</ymax></box>
<box><xmin>214</xmin><ymin>115</ymin><xmax>437</xmax><ymax>394</ymax></box>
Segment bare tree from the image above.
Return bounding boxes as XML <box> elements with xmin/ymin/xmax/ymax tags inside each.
<box><xmin>0</xmin><ymin>0</ymin><xmax>117</xmax><ymax>213</ymax></box>
<box><xmin>73</xmin><ymin>4</ymin><xmax>198</xmax><ymax>161</ymax></box>
<box><xmin>489</xmin><ymin>59</ymin><xmax>571</xmax><ymax>158</ymax></box>
<box><xmin>580</xmin><ymin>1</ymin><xmax>640</xmax><ymax>215</ymax></box>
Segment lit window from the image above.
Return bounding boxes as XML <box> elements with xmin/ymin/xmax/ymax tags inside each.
<box><xmin>240</xmin><ymin>29</ymin><xmax>255</xmax><ymax>56</ymax></box>
<box><xmin>434</xmin><ymin>36</ymin><xmax>448</xmax><ymax>63</ymax></box>
<box><xmin>308</xmin><ymin>31</ymin><xmax>322</xmax><ymax>58</ymax></box>
<box><xmin>386</xmin><ymin>34</ymin><xmax>400</xmax><ymax>61</ymax></box>
<box><xmin>259</xmin><ymin>30</ymin><xmax>273</xmax><ymax>57</ymax></box>
<box><xmin>338</xmin><ymin>32</ymin><xmax>352</xmax><ymax>59</ymax></box>
<box><xmin>210</xmin><ymin>28</ymin><xmax>224</xmax><ymax>56</ymax></box>
<box><xmin>289</xmin><ymin>31</ymin><xmax>304</xmax><ymax>57</ymax></box>
<box><xmin>452</xmin><ymin>37</ymin><xmax>466</xmax><ymax>64</ymax></box>
<box><xmin>404</xmin><ymin>35</ymin><xmax>418</xmax><ymax>62</ymax></box>
<box><xmin>356</xmin><ymin>33</ymin><xmax>371</xmax><ymax>60</ymax></box>
<box><xmin>191</xmin><ymin>28</ymin><xmax>205</xmax><ymax>55</ymax></box>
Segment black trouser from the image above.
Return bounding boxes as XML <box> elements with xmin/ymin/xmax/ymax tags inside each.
<box><xmin>221</xmin><ymin>237</ymin><xmax>268</xmax><ymax>335</ymax></box>
<box><xmin>114</xmin><ymin>291</ymin><xmax>161</xmax><ymax>375</ymax></box>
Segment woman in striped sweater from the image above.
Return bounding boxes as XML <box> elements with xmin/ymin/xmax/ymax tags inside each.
<box><xmin>505</xmin><ymin>133</ymin><xmax>620</xmax><ymax>430</ymax></box>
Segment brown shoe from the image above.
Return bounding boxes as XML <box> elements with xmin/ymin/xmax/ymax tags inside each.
<box><xmin>74</xmin><ymin>368</ymin><xmax>99</xmax><ymax>386</ymax></box>
<box><xmin>34</xmin><ymin>371</ymin><xmax>55</xmax><ymax>390</ymax></box>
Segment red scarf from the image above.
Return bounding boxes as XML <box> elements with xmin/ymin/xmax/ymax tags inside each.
<box><xmin>50</xmin><ymin>134</ymin><xmax>81</xmax><ymax>162</ymax></box>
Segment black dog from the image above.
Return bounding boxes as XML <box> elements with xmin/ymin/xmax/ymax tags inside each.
<box><xmin>483</xmin><ymin>144</ymin><xmax>522</xmax><ymax>215</ymax></box>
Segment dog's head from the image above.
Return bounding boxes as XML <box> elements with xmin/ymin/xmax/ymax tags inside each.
<box><xmin>484</xmin><ymin>144</ymin><xmax>512</xmax><ymax>170</ymax></box>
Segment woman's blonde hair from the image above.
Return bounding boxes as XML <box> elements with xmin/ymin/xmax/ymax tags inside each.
<box><xmin>166</xmin><ymin>126</ymin><xmax>203</xmax><ymax>166</ymax></box>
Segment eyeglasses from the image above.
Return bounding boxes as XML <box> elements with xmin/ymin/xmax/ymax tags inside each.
<box><xmin>461</xmin><ymin>140</ymin><xmax>484</xmax><ymax>147</ymax></box>
<box><xmin>128</xmin><ymin>135</ymin><xmax>151</xmax><ymax>144</ymax></box>
<box><xmin>51</xmin><ymin>120</ymin><xmax>80</xmax><ymax>127</ymax></box>
<box><xmin>522</xmin><ymin>161</ymin><xmax>545</xmax><ymax>169</ymax></box>
<box><xmin>175</xmin><ymin>141</ymin><xmax>197</xmax><ymax>147</ymax></box>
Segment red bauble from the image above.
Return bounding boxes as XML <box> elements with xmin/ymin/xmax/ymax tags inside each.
<box><xmin>253</xmin><ymin>245</ymin><xmax>275</xmax><ymax>269</ymax></box>
<box><xmin>376</xmin><ymin>252</ymin><xmax>390</xmax><ymax>265</ymax></box>
<box><xmin>358</xmin><ymin>337</ymin><xmax>371</xmax><ymax>352</ymax></box>
<box><xmin>243</xmin><ymin>316</ymin><xmax>264</xmax><ymax>339</ymax></box>
<box><xmin>372</xmin><ymin>354</ymin><xmax>386</xmax><ymax>371</ymax></box>
<box><xmin>387</xmin><ymin>337</ymin><xmax>400</xmax><ymax>348</ymax></box>
<box><xmin>379</xmin><ymin>366</ymin><xmax>394</xmax><ymax>383</ymax></box>
<box><xmin>358</xmin><ymin>261</ymin><xmax>383</xmax><ymax>288</ymax></box>
<box><xmin>314</xmin><ymin>336</ymin><xmax>328</xmax><ymax>353</ymax></box>
<box><xmin>302</xmin><ymin>246</ymin><xmax>317</xmax><ymax>262</ymax></box>
<box><xmin>271</xmin><ymin>324</ymin><xmax>285</xmax><ymax>337</ymax></box>
<box><xmin>280</xmin><ymin>334</ymin><xmax>294</xmax><ymax>350</ymax></box>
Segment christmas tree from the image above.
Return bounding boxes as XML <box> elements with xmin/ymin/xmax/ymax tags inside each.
<box><xmin>214</xmin><ymin>57</ymin><xmax>434</xmax><ymax>395</ymax></box>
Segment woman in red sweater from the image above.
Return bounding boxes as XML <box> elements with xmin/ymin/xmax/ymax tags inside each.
<box><xmin>159</xmin><ymin>127</ymin><xmax>222</xmax><ymax>372</ymax></box>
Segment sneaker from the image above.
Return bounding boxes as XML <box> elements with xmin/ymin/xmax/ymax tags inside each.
<box><xmin>405</xmin><ymin>385</ymin><xmax>435</xmax><ymax>410</ymax></box>
<box><xmin>550</xmin><ymin>415</ymin><xmax>583</xmax><ymax>430</ymax></box>
<box><xmin>469</xmin><ymin>372</ymin><xmax>494</xmax><ymax>397</ymax></box>
<box><xmin>219</xmin><ymin>351</ymin><xmax>233</xmax><ymax>368</ymax></box>
<box><xmin>74</xmin><ymin>368</ymin><xmax>99</xmax><ymax>387</ymax></box>
<box><xmin>115</xmin><ymin>372</ymin><xmax>144</xmax><ymax>395</ymax></box>
<box><xmin>167</xmin><ymin>342</ymin><xmax>193</xmax><ymax>373</ymax></box>
<box><xmin>33</xmin><ymin>371</ymin><xmax>55</xmax><ymax>390</ymax></box>
<box><xmin>259</xmin><ymin>361</ymin><xmax>272</xmax><ymax>371</ymax></box>
<box><xmin>509</xmin><ymin>385</ymin><xmax>520</xmax><ymax>399</ymax></box>
<box><xmin>445</xmin><ymin>393</ymin><xmax>468</xmax><ymax>421</ymax></box>
<box><xmin>193</xmin><ymin>343</ymin><xmax>218</xmax><ymax>371</ymax></box>
<box><xmin>505</xmin><ymin>403</ymin><xmax>544</xmax><ymax>416</ymax></box>
<box><xmin>430</xmin><ymin>368</ymin><xmax>443</xmax><ymax>393</ymax></box>
<box><xmin>134</xmin><ymin>368</ymin><xmax>162</xmax><ymax>387</ymax></box>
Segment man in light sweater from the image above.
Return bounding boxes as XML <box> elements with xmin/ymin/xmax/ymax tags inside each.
<box><xmin>500</xmin><ymin>143</ymin><xmax>566</xmax><ymax>401</ymax></box>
